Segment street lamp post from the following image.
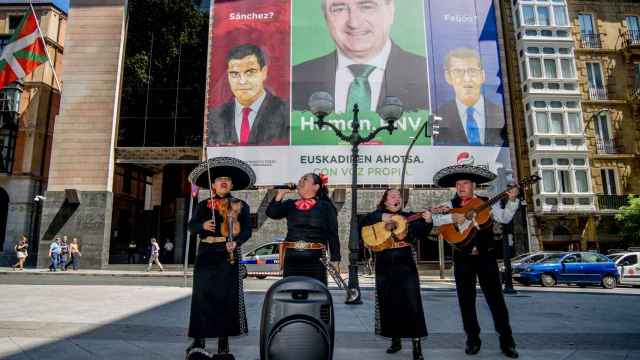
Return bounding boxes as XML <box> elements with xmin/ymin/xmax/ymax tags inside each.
<box><xmin>309</xmin><ymin>92</ymin><xmax>403</xmax><ymax>304</ymax></box>
<box><xmin>500</xmin><ymin>170</ymin><xmax>517</xmax><ymax>294</ymax></box>
<box><xmin>502</xmin><ymin>220</ymin><xmax>517</xmax><ymax>294</ymax></box>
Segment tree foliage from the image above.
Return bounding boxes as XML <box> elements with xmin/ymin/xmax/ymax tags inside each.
<box><xmin>118</xmin><ymin>0</ymin><xmax>208</xmax><ymax>147</ymax></box>
<box><xmin>614</xmin><ymin>195</ymin><xmax>640</xmax><ymax>247</ymax></box>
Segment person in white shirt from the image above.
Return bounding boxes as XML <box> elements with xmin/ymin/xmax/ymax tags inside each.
<box><xmin>429</xmin><ymin>163</ymin><xmax>519</xmax><ymax>358</ymax></box>
<box><xmin>163</xmin><ymin>238</ymin><xmax>174</xmax><ymax>263</ymax></box>
<box><xmin>146</xmin><ymin>238</ymin><xmax>164</xmax><ymax>272</ymax></box>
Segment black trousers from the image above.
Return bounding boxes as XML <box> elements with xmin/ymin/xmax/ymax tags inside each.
<box><xmin>453</xmin><ymin>252</ymin><xmax>513</xmax><ymax>341</ymax></box>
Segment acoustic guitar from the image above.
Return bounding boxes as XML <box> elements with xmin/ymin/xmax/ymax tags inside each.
<box><xmin>439</xmin><ymin>175</ymin><xmax>540</xmax><ymax>248</ymax></box>
<box><xmin>362</xmin><ymin>207</ymin><xmax>448</xmax><ymax>252</ymax></box>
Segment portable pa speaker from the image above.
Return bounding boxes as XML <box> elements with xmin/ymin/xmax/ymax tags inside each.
<box><xmin>65</xmin><ymin>189</ymin><xmax>80</xmax><ymax>205</ymax></box>
<box><xmin>260</xmin><ymin>276</ymin><xmax>334</xmax><ymax>360</ymax></box>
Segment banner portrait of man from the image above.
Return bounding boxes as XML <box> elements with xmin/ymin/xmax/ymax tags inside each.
<box><xmin>292</xmin><ymin>0</ymin><xmax>429</xmax><ymax>114</ymax></box>
<box><xmin>208</xmin><ymin>44</ymin><xmax>290</xmax><ymax>146</ymax></box>
<box><xmin>434</xmin><ymin>48</ymin><xmax>507</xmax><ymax>146</ymax></box>
<box><xmin>206</xmin><ymin>0</ymin><xmax>291</xmax><ymax>147</ymax></box>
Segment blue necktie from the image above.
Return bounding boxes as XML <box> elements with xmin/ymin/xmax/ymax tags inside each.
<box><xmin>466</xmin><ymin>107</ymin><xmax>481</xmax><ymax>145</ymax></box>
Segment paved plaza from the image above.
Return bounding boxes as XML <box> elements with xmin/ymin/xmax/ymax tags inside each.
<box><xmin>0</xmin><ymin>274</ymin><xmax>638</xmax><ymax>359</ymax></box>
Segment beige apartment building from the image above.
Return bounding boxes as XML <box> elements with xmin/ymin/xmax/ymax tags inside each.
<box><xmin>501</xmin><ymin>0</ymin><xmax>640</xmax><ymax>252</ymax></box>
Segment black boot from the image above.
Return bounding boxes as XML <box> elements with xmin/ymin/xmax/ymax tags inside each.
<box><xmin>499</xmin><ymin>336</ymin><xmax>518</xmax><ymax>358</ymax></box>
<box><xmin>186</xmin><ymin>338</ymin><xmax>205</xmax><ymax>354</ymax></box>
<box><xmin>386</xmin><ymin>337</ymin><xmax>401</xmax><ymax>354</ymax></box>
<box><xmin>465</xmin><ymin>337</ymin><xmax>481</xmax><ymax>355</ymax></box>
<box><xmin>412</xmin><ymin>338</ymin><xmax>424</xmax><ymax>360</ymax></box>
<box><xmin>218</xmin><ymin>337</ymin><xmax>229</xmax><ymax>354</ymax></box>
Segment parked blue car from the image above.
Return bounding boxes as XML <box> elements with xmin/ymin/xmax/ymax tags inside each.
<box><xmin>514</xmin><ymin>252</ymin><xmax>619</xmax><ymax>289</ymax></box>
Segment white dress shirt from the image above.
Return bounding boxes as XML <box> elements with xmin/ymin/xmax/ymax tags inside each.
<box><xmin>432</xmin><ymin>197</ymin><xmax>519</xmax><ymax>232</ymax></box>
<box><xmin>455</xmin><ymin>97</ymin><xmax>486</xmax><ymax>145</ymax></box>
<box><xmin>334</xmin><ymin>41</ymin><xmax>392</xmax><ymax>113</ymax></box>
<box><xmin>234</xmin><ymin>90</ymin><xmax>267</xmax><ymax>139</ymax></box>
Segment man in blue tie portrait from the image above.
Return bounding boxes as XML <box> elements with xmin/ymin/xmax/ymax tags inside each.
<box><xmin>434</xmin><ymin>48</ymin><xmax>507</xmax><ymax>147</ymax></box>
<box><xmin>292</xmin><ymin>0</ymin><xmax>428</xmax><ymax>114</ymax></box>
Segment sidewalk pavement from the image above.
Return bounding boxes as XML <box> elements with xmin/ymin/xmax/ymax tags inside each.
<box><xmin>0</xmin><ymin>283</ymin><xmax>638</xmax><ymax>360</ymax></box>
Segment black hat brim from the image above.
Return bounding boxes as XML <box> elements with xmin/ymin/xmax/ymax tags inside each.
<box><xmin>433</xmin><ymin>165</ymin><xmax>496</xmax><ymax>188</ymax></box>
<box><xmin>189</xmin><ymin>157</ymin><xmax>256</xmax><ymax>190</ymax></box>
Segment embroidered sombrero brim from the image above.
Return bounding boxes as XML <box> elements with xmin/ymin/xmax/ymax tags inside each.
<box><xmin>188</xmin><ymin>157</ymin><xmax>256</xmax><ymax>190</ymax></box>
<box><xmin>433</xmin><ymin>164</ymin><xmax>496</xmax><ymax>188</ymax></box>
<box><xmin>185</xmin><ymin>347</ymin><xmax>212</xmax><ymax>360</ymax></box>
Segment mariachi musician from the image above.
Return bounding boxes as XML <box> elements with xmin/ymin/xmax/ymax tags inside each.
<box><xmin>186</xmin><ymin>157</ymin><xmax>255</xmax><ymax>359</ymax></box>
<box><xmin>430</xmin><ymin>163</ymin><xmax>519</xmax><ymax>358</ymax></box>
<box><xmin>361</xmin><ymin>189</ymin><xmax>433</xmax><ymax>360</ymax></box>
<box><xmin>265</xmin><ymin>173</ymin><xmax>340</xmax><ymax>285</ymax></box>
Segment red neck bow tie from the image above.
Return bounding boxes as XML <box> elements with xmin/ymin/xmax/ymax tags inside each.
<box><xmin>207</xmin><ymin>198</ymin><xmax>225</xmax><ymax>210</ymax></box>
<box><xmin>295</xmin><ymin>198</ymin><xmax>317</xmax><ymax>211</ymax></box>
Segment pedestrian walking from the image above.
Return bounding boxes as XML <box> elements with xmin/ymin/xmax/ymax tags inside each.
<box><xmin>146</xmin><ymin>238</ymin><xmax>164</xmax><ymax>272</ymax></box>
<box><xmin>127</xmin><ymin>240</ymin><xmax>137</xmax><ymax>264</ymax></box>
<box><xmin>65</xmin><ymin>238</ymin><xmax>82</xmax><ymax>271</ymax></box>
<box><xmin>12</xmin><ymin>235</ymin><xmax>29</xmax><ymax>270</ymax></box>
<box><xmin>48</xmin><ymin>237</ymin><xmax>62</xmax><ymax>272</ymax></box>
<box><xmin>59</xmin><ymin>236</ymin><xmax>69</xmax><ymax>271</ymax></box>
<box><xmin>163</xmin><ymin>238</ymin><xmax>174</xmax><ymax>263</ymax></box>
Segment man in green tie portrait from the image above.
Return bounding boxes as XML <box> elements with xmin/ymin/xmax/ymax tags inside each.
<box><xmin>292</xmin><ymin>0</ymin><xmax>428</xmax><ymax>114</ymax></box>
<box><xmin>434</xmin><ymin>48</ymin><xmax>507</xmax><ymax>147</ymax></box>
<box><xmin>208</xmin><ymin>44</ymin><xmax>290</xmax><ymax>146</ymax></box>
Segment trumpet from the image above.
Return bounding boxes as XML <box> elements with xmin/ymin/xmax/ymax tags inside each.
<box><xmin>319</xmin><ymin>256</ymin><xmax>360</xmax><ymax>303</ymax></box>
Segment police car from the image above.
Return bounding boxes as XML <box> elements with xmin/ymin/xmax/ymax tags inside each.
<box><xmin>240</xmin><ymin>238</ymin><xmax>283</xmax><ymax>279</ymax></box>
<box><xmin>608</xmin><ymin>252</ymin><xmax>640</xmax><ymax>286</ymax></box>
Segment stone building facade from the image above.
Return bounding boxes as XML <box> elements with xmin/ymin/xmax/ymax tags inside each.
<box><xmin>0</xmin><ymin>1</ymin><xmax>65</xmax><ymax>265</ymax></box>
<box><xmin>500</xmin><ymin>0</ymin><xmax>640</xmax><ymax>251</ymax></box>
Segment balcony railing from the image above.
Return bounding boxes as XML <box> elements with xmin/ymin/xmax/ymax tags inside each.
<box><xmin>588</xmin><ymin>87</ymin><xmax>608</xmax><ymax>100</ymax></box>
<box><xmin>580</xmin><ymin>32</ymin><xmax>602</xmax><ymax>49</ymax></box>
<box><xmin>622</xmin><ymin>29</ymin><xmax>640</xmax><ymax>48</ymax></box>
<box><xmin>597</xmin><ymin>194</ymin><xmax>629</xmax><ymax>211</ymax></box>
<box><xmin>596</xmin><ymin>139</ymin><xmax>618</xmax><ymax>154</ymax></box>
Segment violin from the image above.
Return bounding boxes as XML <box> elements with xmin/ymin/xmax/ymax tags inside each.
<box><xmin>217</xmin><ymin>198</ymin><xmax>243</xmax><ymax>265</ymax></box>
<box><xmin>219</xmin><ymin>199</ymin><xmax>242</xmax><ymax>238</ymax></box>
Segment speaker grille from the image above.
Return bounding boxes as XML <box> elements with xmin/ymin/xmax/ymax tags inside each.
<box><xmin>320</xmin><ymin>304</ymin><xmax>331</xmax><ymax>323</ymax></box>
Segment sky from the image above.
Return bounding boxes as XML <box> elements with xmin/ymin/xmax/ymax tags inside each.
<box><xmin>0</xmin><ymin>0</ymin><xmax>69</xmax><ymax>12</ymax></box>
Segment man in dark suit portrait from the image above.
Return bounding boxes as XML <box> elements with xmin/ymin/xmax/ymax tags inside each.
<box><xmin>292</xmin><ymin>0</ymin><xmax>428</xmax><ymax>113</ymax></box>
<box><xmin>208</xmin><ymin>44</ymin><xmax>289</xmax><ymax>146</ymax></box>
<box><xmin>434</xmin><ymin>48</ymin><xmax>507</xmax><ymax>147</ymax></box>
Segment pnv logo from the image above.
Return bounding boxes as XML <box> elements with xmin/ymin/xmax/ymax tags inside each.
<box><xmin>455</xmin><ymin>152</ymin><xmax>490</xmax><ymax>170</ymax></box>
<box><xmin>456</xmin><ymin>152</ymin><xmax>475</xmax><ymax>165</ymax></box>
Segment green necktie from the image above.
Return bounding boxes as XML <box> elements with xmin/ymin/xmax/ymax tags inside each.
<box><xmin>346</xmin><ymin>64</ymin><xmax>376</xmax><ymax>112</ymax></box>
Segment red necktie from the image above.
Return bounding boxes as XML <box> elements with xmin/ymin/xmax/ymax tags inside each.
<box><xmin>239</xmin><ymin>107</ymin><xmax>251</xmax><ymax>144</ymax></box>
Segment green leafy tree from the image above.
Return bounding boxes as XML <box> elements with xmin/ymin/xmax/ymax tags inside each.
<box><xmin>615</xmin><ymin>195</ymin><xmax>640</xmax><ymax>247</ymax></box>
<box><xmin>118</xmin><ymin>0</ymin><xmax>208</xmax><ymax>147</ymax></box>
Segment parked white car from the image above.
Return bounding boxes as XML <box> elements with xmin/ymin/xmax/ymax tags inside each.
<box><xmin>240</xmin><ymin>240</ymin><xmax>283</xmax><ymax>279</ymax></box>
<box><xmin>608</xmin><ymin>252</ymin><xmax>640</xmax><ymax>286</ymax></box>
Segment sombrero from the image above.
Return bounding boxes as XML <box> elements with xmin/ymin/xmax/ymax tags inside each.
<box><xmin>433</xmin><ymin>164</ymin><xmax>496</xmax><ymax>188</ymax></box>
<box><xmin>188</xmin><ymin>157</ymin><xmax>256</xmax><ymax>190</ymax></box>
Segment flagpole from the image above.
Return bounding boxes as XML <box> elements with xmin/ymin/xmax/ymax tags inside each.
<box><xmin>29</xmin><ymin>1</ymin><xmax>62</xmax><ymax>91</ymax></box>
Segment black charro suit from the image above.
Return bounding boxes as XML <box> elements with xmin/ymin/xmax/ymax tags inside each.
<box><xmin>292</xmin><ymin>42</ymin><xmax>428</xmax><ymax>112</ymax></box>
<box><xmin>434</xmin><ymin>98</ymin><xmax>507</xmax><ymax>147</ymax></box>
<box><xmin>208</xmin><ymin>91</ymin><xmax>290</xmax><ymax>146</ymax></box>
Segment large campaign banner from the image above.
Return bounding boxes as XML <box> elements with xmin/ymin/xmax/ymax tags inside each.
<box><xmin>205</xmin><ymin>0</ymin><xmax>512</xmax><ymax>185</ymax></box>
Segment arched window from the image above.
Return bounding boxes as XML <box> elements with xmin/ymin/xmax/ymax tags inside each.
<box><xmin>0</xmin><ymin>187</ymin><xmax>8</xmax><ymax>251</ymax></box>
